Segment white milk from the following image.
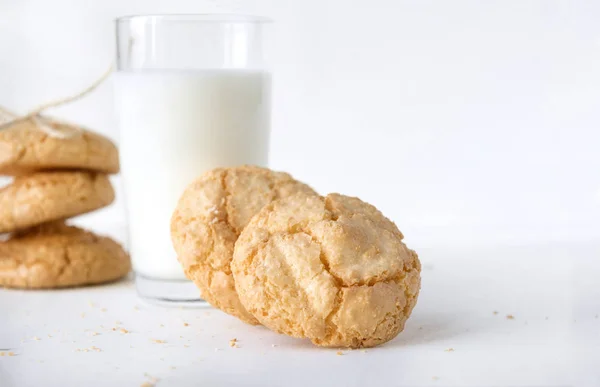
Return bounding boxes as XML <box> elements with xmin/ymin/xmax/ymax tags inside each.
<box><xmin>115</xmin><ymin>70</ymin><xmax>271</xmax><ymax>279</ymax></box>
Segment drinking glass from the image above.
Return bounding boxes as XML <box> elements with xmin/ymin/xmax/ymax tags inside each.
<box><xmin>115</xmin><ymin>14</ymin><xmax>271</xmax><ymax>305</ymax></box>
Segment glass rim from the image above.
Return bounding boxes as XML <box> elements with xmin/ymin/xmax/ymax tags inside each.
<box><xmin>116</xmin><ymin>14</ymin><xmax>272</xmax><ymax>24</ymax></box>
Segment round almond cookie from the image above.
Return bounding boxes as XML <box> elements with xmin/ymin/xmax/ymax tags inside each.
<box><xmin>232</xmin><ymin>193</ymin><xmax>421</xmax><ymax>348</ymax></box>
<box><xmin>171</xmin><ymin>165</ymin><xmax>317</xmax><ymax>325</ymax></box>
<box><xmin>0</xmin><ymin>119</ymin><xmax>119</xmax><ymax>175</ymax></box>
<box><xmin>0</xmin><ymin>171</ymin><xmax>115</xmax><ymax>233</ymax></box>
<box><xmin>0</xmin><ymin>222</ymin><xmax>130</xmax><ymax>289</ymax></box>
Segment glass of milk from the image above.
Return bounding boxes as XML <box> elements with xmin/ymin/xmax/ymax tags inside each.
<box><xmin>114</xmin><ymin>15</ymin><xmax>271</xmax><ymax>305</ymax></box>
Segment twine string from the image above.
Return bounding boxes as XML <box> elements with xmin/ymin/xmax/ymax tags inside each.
<box><xmin>0</xmin><ymin>66</ymin><xmax>113</xmax><ymax>139</ymax></box>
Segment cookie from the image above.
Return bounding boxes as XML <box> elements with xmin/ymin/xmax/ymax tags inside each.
<box><xmin>0</xmin><ymin>118</ymin><xmax>119</xmax><ymax>175</ymax></box>
<box><xmin>171</xmin><ymin>165</ymin><xmax>317</xmax><ymax>325</ymax></box>
<box><xmin>232</xmin><ymin>193</ymin><xmax>421</xmax><ymax>348</ymax></box>
<box><xmin>0</xmin><ymin>222</ymin><xmax>130</xmax><ymax>289</ymax></box>
<box><xmin>0</xmin><ymin>171</ymin><xmax>115</xmax><ymax>233</ymax></box>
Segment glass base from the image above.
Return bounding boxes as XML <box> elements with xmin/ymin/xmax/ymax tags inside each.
<box><xmin>135</xmin><ymin>274</ymin><xmax>208</xmax><ymax>308</ymax></box>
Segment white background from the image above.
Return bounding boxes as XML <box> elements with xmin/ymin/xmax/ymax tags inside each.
<box><xmin>1</xmin><ymin>2</ymin><xmax>599</xmax><ymax>386</ymax></box>
<box><xmin>1</xmin><ymin>0</ymin><xmax>599</xmax><ymax>249</ymax></box>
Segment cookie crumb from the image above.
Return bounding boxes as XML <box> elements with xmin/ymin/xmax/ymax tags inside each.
<box><xmin>144</xmin><ymin>373</ymin><xmax>158</xmax><ymax>380</ymax></box>
<box><xmin>152</xmin><ymin>339</ymin><xmax>166</xmax><ymax>344</ymax></box>
<box><xmin>112</xmin><ymin>328</ymin><xmax>117</xmax><ymax>331</ymax></box>
<box><xmin>506</xmin><ymin>314</ymin><xmax>515</xmax><ymax>320</ymax></box>
<box><xmin>76</xmin><ymin>346</ymin><xmax>102</xmax><ymax>352</ymax></box>
<box><xmin>120</xmin><ymin>328</ymin><xmax>129</xmax><ymax>334</ymax></box>
<box><xmin>229</xmin><ymin>338</ymin><xmax>238</xmax><ymax>347</ymax></box>
<box><xmin>336</xmin><ymin>351</ymin><xmax>344</xmax><ymax>356</ymax></box>
<box><xmin>47</xmin><ymin>334</ymin><xmax>52</xmax><ymax>338</ymax></box>
<box><xmin>8</xmin><ymin>352</ymin><xmax>15</xmax><ymax>356</ymax></box>
<box><xmin>32</xmin><ymin>336</ymin><xmax>41</xmax><ymax>341</ymax></box>
<box><xmin>183</xmin><ymin>322</ymin><xmax>189</xmax><ymax>327</ymax></box>
<box><xmin>493</xmin><ymin>311</ymin><xmax>498</xmax><ymax>315</ymax></box>
<box><xmin>159</xmin><ymin>324</ymin><xmax>164</xmax><ymax>328</ymax></box>
<box><xmin>0</xmin><ymin>352</ymin><xmax>4</xmax><ymax>356</ymax></box>
<box><xmin>445</xmin><ymin>348</ymin><xmax>455</xmax><ymax>352</ymax></box>
<box><xmin>361</xmin><ymin>349</ymin><xmax>368</xmax><ymax>353</ymax></box>
<box><xmin>141</xmin><ymin>373</ymin><xmax>159</xmax><ymax>387</ymax></box>
<box><xmin>90</xmin><ymin>332</ymin><xmax>99</xmax><ymax>336</ymax></box>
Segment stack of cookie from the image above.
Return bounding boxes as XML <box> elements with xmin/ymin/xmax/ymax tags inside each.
<box><xmin>171</xmin><ymin>165</ymin><xmax>421</xmax><ymax>349</ymax></box>
<box><xmin>0</xmin><ymin>119</ymin><xmax>130</xmax><ymax>289</ymax></box>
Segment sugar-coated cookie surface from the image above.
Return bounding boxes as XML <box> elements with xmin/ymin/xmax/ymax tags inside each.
<box><xmin>0</xmin><ymin>222</ymin><xmax>130</xmax><ymax>289</ymax></box>
<box><xmin>0</xmin><ymin>119</ymin><xmax>120</xmax><ymax>176</ymax></box>
<box><xmin>0</xmin><ymin>171</ymin><xmax>115</xmax><ymax>233</ymax></box>
<box><xmin>232</xmin><ymin>193</ymin><xmax>421</xmax><ymax>348</ymax></box>
<box><xmin>171</xmin><ymin>165</ymin><xmax>317</xmax><ymax>325</ymax></box>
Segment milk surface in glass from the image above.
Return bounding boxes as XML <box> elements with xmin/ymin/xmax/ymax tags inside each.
<box><xmin>115</xmin><ymin>69</ymin><xmax>271</xmax><ymax>279</ymax></box>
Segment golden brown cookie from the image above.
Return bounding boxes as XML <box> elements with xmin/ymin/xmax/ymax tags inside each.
<box><xmin>0</xmin><ymin>171</ymin><xmax>115</xmax><ymax>233</ymax></box>
<box><xmin>0</xmin><ymin>119</ymin><xmax>119</xmax><ymax>175</ymax></box>
<box><xmin>171</xmin><ymin>165</ymin><xmax>317</xmax><ymax>325</ymax></box>
<box><xmin>0</xmin><ymin>222</ymin><xmax>130</xmax><ymax>289</ymax></box>
<box><xmin>232</xmin><ymin>193</ymin><xmax>421</xmax><ymax>348</ymax></box>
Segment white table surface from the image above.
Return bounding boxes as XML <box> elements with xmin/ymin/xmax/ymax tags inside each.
<box><xmin>1</xmin><ymin>240</ymin><xmax>599</xmax><ymax>387</ymax></box>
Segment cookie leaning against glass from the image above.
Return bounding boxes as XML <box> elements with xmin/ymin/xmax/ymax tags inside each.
<box><xmin>232</xmin><ymin>193</ymin><xmax>421</xmax><ymax>348</ymax></box>
<box><xmin>171</xmin><ymin>165</ymin><xmax>317</xmax><ymax>325</ymax></box>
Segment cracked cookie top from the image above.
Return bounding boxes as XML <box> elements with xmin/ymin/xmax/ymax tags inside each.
<box><xmin>0</xmin><ymin>171</ymin><xmax>115</xmax><ymax>233</ymax></box>
<box><xmin>170</xmin><ymin>165</ymin><xmax>317</xmax><ymax>325</ymax></box>
<box><xmin>0</xmin><ymin>119</ymin><xmax>120</xmax><ymax>176</ymax></box>
<box><xmin>232</xmin><ymin>193</ymin><xmax>421</xmax><ymax>348</ymax></box>
<box><xmin>0</xmin><ymin>222</ymin><xmax>130</xmax><ymax>289</ymax></box>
